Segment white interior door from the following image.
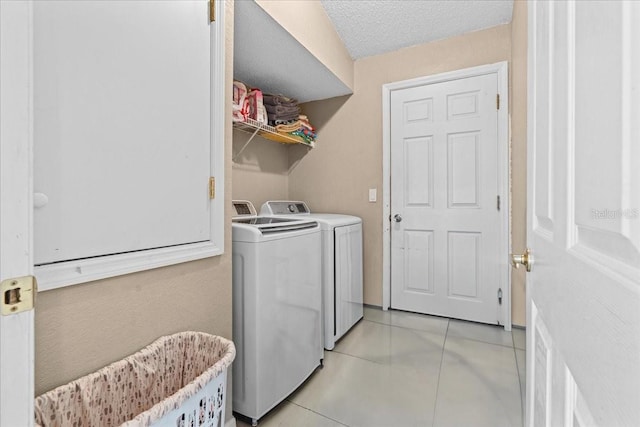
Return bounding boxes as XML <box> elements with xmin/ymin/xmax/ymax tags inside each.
<box><xmin>390</xmin><ymin>70</ymin><xmax>507</xmax><ymax>325</ymax></box>
<box><xmin>526</xmin><ymin>1</ymin><xmax>640</xmax><ymax>425</ymax></box>
<box><xmin>0</xmin><ymin>1</ymin><xmax>35</xmax><ymax>425</ymax></box>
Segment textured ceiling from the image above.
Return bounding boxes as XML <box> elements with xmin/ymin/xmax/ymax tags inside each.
<box><xmin>320</xmin><ymin>0</ymin><xmax>514</xmax><ymax>59</ymax></box>
<box><xmin>234</xmin><ymin>0</ymin><xmax>514</xmax><ymax>102</ymax></box>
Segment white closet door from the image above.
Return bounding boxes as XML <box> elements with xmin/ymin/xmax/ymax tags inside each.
<box><xmin>34</xmin><ymin>0</ymin><xmax>211</xmax><ymax>265</ymax></box>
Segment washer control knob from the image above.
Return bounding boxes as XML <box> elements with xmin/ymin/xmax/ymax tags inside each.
<box><xmin>288</xmin><ymin>204</ymin><xmax>296</xmax><ymax>213</ymax></box>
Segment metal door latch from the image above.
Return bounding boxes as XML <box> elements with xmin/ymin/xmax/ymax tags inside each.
<box><xmin>1</xmin><ymin>276</ymin><xmax>36</xmax><ymax>315</ymax></box>
<box><xmin>511</xmin><ymin>248</ymin><xmax>534</xmax><ymax>272</ymax></box>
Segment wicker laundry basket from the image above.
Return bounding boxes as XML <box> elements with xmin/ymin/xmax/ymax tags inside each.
<box><xmin>34</xmin><ymin>332</ymin><xmax>235</xmax><ymax>427</ymax></box>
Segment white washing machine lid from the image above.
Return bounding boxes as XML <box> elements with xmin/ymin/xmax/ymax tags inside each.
<box><xmin>232</xmin><ymin>200</ymin><xmax>319</xmax><ymax>241</ymax></box>
<box><xmin>260</xmin><ymin>201</ymin><xmax>362</xmax><ymax>228</ymax></box>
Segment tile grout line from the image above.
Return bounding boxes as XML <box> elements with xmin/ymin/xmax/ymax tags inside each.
<box><xmin>364</xmin><ymin>316</ymin><xmax>447</xmax><ymax>335</ymax></box>
<box><xmin>362</xmin><ymin>317</ymin><xmax>448</xmax><ymax>338</ymax></box>
<box><xmin>430</xmin><ymin>319</ymin><xmax>450</xmax><ymax>427</ymax></box>
<box><xmin>330</xmin><ymin>348</ymin><xmax>389</xmax><ymax>367</ymax></box>
<box><xmin>286</xmin><ymin>400</ymin><xmax>350</xmax><ymax>427</ymax></box>
<box><xmin>447</xmin><ymin>334</ymin><xmax>516</xmax><ymax>350</ymax></box>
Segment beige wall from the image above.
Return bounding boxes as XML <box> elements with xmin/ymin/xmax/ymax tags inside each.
<box><xmin>510</xmin><ymin>0</ymin><xmax>528</xmax><ymax>326</ymax></box>
<box><xmin>233</xmin><ymin>0</ymin><xmax>354</xmax><ymax>209</ymax></box>
<box><xmin>232</xmin><ymin>131</ymin><xmax>290</xmax><ymax>209</ymax></box>
<box><xmin>289</xmin><ymin>25</ymin><xmax>523</xmax><ymax>320</ymax></box>
<box><xmin>35</xmin><ymin>2</ymin><xmax>236</xmax><ymax>420</ymax></box>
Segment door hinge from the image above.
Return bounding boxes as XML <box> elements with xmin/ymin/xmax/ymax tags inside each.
<box><xmin>1</xmin><ymin>276</ymin><xmax>36</xmax><ymax>316</ymax></box>
<box><xmin>209</xmin><ymin>0</ymin><xmax>215</xmax><ymax>23</ymax></box>
<box><xmin>209</xmin><ymin>177</ymin><xmax>216</xmax><ymax>199</ymax></box>
<box><xmin>497</xmin><ymin>195</ymin><xmax>501</xmax><ymax>211</ymax></box>
<box><xmin>496</xmin><ymin>94</ymin><xmax>500</xmax><ymax>110</ymax></box>
<box><xmin>497</xmin><ymin>288</ymin><xmax>503</xmax><ymax>305</ymax></box>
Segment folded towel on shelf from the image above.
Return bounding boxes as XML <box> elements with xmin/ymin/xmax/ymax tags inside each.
<box><xmin>264</xmin><ymin>104</ymin><xmax>301</xmax><ymax>116</ymax></box>
<box><xmin>263</xmin><ymin>94</ymin><xmax>298</xmax><ymax>106</ymax></box>
<box><xmin>270</xmin><ymin>114</ymin><xmax>300</xmax><ymax>124</ymax></box>
<box><xmin>275</xmin><ymin>121</ymin><xmax>302</xmax><ymax>133</ymax></box>
<box><xmin>263</xmin><ymin>93</ymin><xmax>301</xmax><ymax>124</ymax></box>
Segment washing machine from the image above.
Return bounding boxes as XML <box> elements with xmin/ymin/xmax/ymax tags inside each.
<box><xmin>231</xmin><ymin>200</ymin><xmax>323</xmax><ymax>426</ymax></box>
<box><xmin>260</xmin><ymin>201</ymin><xmax>363</xmax><ymax>350</ymax></box>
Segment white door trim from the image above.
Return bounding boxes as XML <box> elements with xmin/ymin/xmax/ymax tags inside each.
<box><xmin>382</xmin><ymin>61</ymin><xmax>511</xmax><ymax>329</ymax></box>
<box><xmin>0</xmin><ymin>0</ymin><xmax>35</xmax><ymax>424</ymax></box>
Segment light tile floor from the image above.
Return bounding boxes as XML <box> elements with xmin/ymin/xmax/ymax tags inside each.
<box><xmin>237</xmin><ymin>307</ymin><xmax>526</xmax><ymax>427</ymax></box>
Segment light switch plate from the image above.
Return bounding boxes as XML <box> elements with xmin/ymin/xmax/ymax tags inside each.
<box><xmin>369</xmin><ymin>188</ymin><xmax>377</xmax><ymax>202</ymax></box>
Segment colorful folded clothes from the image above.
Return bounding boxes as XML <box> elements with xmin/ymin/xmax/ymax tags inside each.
<box><xmin>233</xmin><ymin>84</ymin><xmax>319</xmax><ymax>144</ymax></box>
<box><xmin>276</xmin><ymin>115</ymin><xmax>317</xmax><ymax>144</ymax></box>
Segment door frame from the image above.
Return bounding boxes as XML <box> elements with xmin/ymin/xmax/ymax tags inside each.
<box><xmin>0</xmin><ymin>0</ymin><xmax>36</xmax><ymax>425</ymax></box>
<box><xmin>381</xmin><ymin>61</ymin><xmax>511</xmax><ymax>329</ymax></box>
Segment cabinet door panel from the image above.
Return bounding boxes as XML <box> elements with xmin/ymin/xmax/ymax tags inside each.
<box><xmin>34</xmin><ymin>0</ymin><xmax>211</xmax><ymax>265</ymax></box>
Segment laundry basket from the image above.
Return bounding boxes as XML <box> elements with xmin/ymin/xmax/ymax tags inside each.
<box><xmin>34</xmin><ymin>332</ymin><xmax>235</xmax><ymax>427</ymax></box>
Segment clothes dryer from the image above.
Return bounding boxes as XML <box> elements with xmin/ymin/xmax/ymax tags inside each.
<box><xmin>260</xmin><ymin>201</ymin><xmax>363</xmax><ymax>350</ymax></box>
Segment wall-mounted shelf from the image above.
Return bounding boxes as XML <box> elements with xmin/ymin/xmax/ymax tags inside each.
<box><xmin>233</xmin><ymin>118</ymin><xmax>314</xmax><ymax>161</ymax></box>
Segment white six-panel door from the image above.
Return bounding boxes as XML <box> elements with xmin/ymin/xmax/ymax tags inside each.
<box><xmin>390</xmin><ymin>71</ymin><xmax>505</xmax><ymax>325</ymax></box>
<box><xmin>527</xmin><ymin>1</ymin><xmax>640</xmax><ymax>425</ymax></box>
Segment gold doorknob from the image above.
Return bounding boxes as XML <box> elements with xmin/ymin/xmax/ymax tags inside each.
<box><xmin>511</xmin><ymin>248</ymin><xmax>534</xmax><ymax>272</ymax></box>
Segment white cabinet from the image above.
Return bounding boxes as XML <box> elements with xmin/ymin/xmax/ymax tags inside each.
<box><xmin>33</xmin><ymin>0</ymin><xmax>225</xmax><ymax>291</ymax></box>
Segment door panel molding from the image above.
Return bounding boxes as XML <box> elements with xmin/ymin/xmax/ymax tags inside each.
<box><xmin>447</xmin><ymin>131</ymin><xmax>481</xmax><ymax>209</ymax></box>
<box><xmin>403</xmin><ymin>229</ymin><xmax>435</xmax><ymax>294</ymax></box>
<box><xmin>447</xmin><ymin>231</ymin><xmax>481</xmax><ymax>299</ymax></box>
<box><xmin>404</xmin><ymin>136</ymin><xmax>434</xmax><ymax>207</ymax></box>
